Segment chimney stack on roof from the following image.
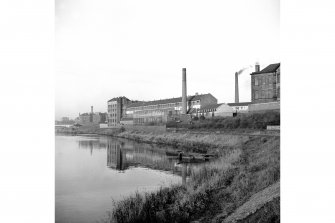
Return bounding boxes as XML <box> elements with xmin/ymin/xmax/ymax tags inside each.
<box><xmin>255</xmin><ymin>62</ymin><xmax>260</xmax><ymax>72</ymax></box>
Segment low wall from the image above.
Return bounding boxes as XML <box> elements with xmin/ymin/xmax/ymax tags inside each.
<box><xmin>99</xmin><ymin>123</ymin><xmax>108</xmax><ymax>128</ymax></box>
<box><xmin>215</xmin><ymin>112</ymin><xmax>233</xmax><ymax>117</ymax></box>
<box><xmin>249</xmin><ymin>101</ymin><xmax>280</xmax><ymax>112</ymax></box>
<box><xmin>267</xmin><ymin>125</ymin><xmax>280</xmax><ymax>131</ymax></box>
<box><xmin>124</xmin><ymin>125</ymin><xmax>166</xmax><ymax>134</ymax></box>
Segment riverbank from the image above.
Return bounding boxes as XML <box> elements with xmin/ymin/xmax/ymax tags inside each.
<box><xmin>56</xmin><ymin>125</ymin><xmax>278</xmax><ymax>154</ymax></box>
<box><xmin>56</xmin><ymin>126</ymin><xmax>280</xmax><ymax>222</ymax></box>
<box><xmin>93</xmin><ymin>130</ymin><xmax>280</xmax><ymax>222</ymax></box>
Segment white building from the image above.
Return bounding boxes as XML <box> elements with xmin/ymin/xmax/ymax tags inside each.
<box><xmin>197</xmin><ymin>103</ymin><xmax>234</xmax><ymax>118</ymax></box>
<box><xmin>227</xmin><ymin>102</ymin><xmax>251</xmax><ymax>113</ymax></box>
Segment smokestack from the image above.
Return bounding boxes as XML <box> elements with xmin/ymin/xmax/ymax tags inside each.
<box><xmin>255</xmin><ymin>62</ymin><xmax>260</xmax><ymax>72</ymax></box>
<box><xmin>235</xmin><ymin>72</ymin><xmax>239</xmax><ymax>103</ymax></box>
<box><xmin>182</xmin><ymin>68</ymin><xmax>187</xmax><ymax>114</ymax></box>
<box><xmin>91</xmin><ymin>106</ymin><xmax>93</xmax><ymax>114</ymax></box>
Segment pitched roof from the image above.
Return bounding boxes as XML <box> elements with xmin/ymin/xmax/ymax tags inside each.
<box><xmin>251</xmin><ymin>63</ymin><xmax>280</xmax><ymax>75</ymax></box>
<box><xmin>199</xmin><ymin>103</ymin><xmax>222</xmax><ymax>111</ymax></box>
<box><xmin>108</xmin><ymin>96</ymin><xmax>130</xmax><ymax>102</ymax></box>
<box><xmin>127</xmin><ymin>93</ymin><xmax>214</xmax><ymax>108</ymax></box>
<box><xmin>227</xmin><ymin>102</ymin><xmax>252</xmax><ymax>106</ymax></box>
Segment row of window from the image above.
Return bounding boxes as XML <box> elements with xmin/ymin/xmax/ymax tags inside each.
<box><xmin>133</xmin><ymin>117</ymin><xmax>163</xmax><ymax>124</ymax></box>
<box><xmin>127</xmin><ymin>101</ymin><xmax>200</xmax><ymax>112</ymax></box>
<box><xmin>133</xmin><ymin>109</ymin><xmax>173</xmax><ymax>116</ymax></box>
<box><xmin>108</xmin><ymin>118</ymin><xmax>118</xmax><ymax>123</ymax></box>
<box><xmin>108</xmin><ymin>109</ymin><xmax>118</xmax><ymax>113</ymax></box>
<box><xmin>190</xmin><ymin>100</ymin><xmax>200</xmax><ymax>105</ymax></box>
<box><xmin>254</xmin><ymin>89</ymin><xmax>275</xmax><ymax>99</ymax></box>
<box><xmin>254</xmin><ymin>75</ymin><xmax>275</xmax><ymax>86</ymax></box>
<box><xmin>128</xmin><ymin>103</ymin><xmax>180</xmax><ymax>111</ymax></box>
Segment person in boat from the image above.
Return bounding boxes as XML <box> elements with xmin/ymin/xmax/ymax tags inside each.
<box><xmin>178</xmin><ymin>152</ymin><xmax>183</xmax><ymax>161</ymax></box>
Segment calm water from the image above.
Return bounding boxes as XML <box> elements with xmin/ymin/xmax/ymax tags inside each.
<box><xmin>55</xmin><ymin>135</ymin><xmax>200</xmax><ymax>223</ymax></box>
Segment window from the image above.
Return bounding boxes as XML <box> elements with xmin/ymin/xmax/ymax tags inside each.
<box><xmin>255</xmin><ymin>91</ymin><xmax>259</xmax><ymax>99</ymax></box>
<box><xmin>255</xmin><ymin>77</ymin><xmax>258</xmax><ymax>86</ymax></box>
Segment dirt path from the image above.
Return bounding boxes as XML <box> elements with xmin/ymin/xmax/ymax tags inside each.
<box><xmin>222</xmin><ymin>181</ymin><xmax>280</xmax><ymax>223</ymax></box>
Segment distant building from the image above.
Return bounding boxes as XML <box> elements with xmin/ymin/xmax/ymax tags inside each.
<box><xmin>250</xmin><ymin>63</ymin><xmax>280</xmax><ymax>103</ymax></box>
<box><xmin>124</xmin><ymin>93</ymin><xmax>217</xmax><ymax>125</ymax></box>
<box><xmin>197</xmin><ymin>103</ymin><xmax>233</xmax><ymax>118</ymax></box>
<box><xmin>77</xmin><ymin>106</ymin><xmax>107</xmax><ymax>126</ymax></box>
<box><xmin>61</xmin><ymin>117</ymin><xmax>70</xmax><ymax>122</ymax></box>
<box><xmin>55</xmin><ymin>117</ymin><xmax>75</xmax><ymax>125</ymax></box>
<box><xmin>227</xmin><ymin>102</ymin><xmax>251</xmax><ymax>113</ymax></box>
<box><xmin>107</xmin><ymin>96</ymin><xmax>133</xmax><ymax>126</ymax></box>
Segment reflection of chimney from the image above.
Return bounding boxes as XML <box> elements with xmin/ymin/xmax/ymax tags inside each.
<box><xmin>255</xmin><ymin>63</ymin><xmax>260</xmax><ymax>72</ymax></box>
<box><xmin>91</xmin><ymin>106</ymin><xmax>93</xmax><ymax>114</ymax></box>
<box><xmin>182</xmin><ymin>164</ymin><xmax>187</xmax><ymax>186</ymax></box>
<box><xmin>235</xmin><ymin>72</ymin><xmax>239</xmax><ymax>103</ymax></box>
<box><xmin>182</xmin><ymin>68</ymin><xmax>187</xmax><ymax>114</ymax></box>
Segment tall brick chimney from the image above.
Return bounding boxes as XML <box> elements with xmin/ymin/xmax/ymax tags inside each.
<box><xmin>182</xmin><ymin>68</ymin><xmax>187</xmax><ymax>114</ymax></box>
<box><xmin>235</xmin><ymin>72</ymin><xmax>239</xmax><ymax>103</ymax></box>
<box><xmin>91</xmin><ymin>106</ymin><xmax>93</xmax><ymax>114</ymax></box>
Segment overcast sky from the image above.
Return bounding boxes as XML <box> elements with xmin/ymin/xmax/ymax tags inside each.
<box><xmin>55</xmin><ymin>0</ymin><xmax>279</xmax><ymax>120</ymax></box>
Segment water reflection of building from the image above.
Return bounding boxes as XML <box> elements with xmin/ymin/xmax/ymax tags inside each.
<box><xmin>107</xmin><ymin>139</ymin><xmax>185</xmax><ymax>174</ymax></box>
<box><xmin>107</xmin><ymin>141</ymin><xmax>135</xmax><ymax>171</ymax></box>
<box><xmin>106</xmin><ymin>138</ymin><xmax>204</xmax><ymax>184</ymax></box>
<box><xmin>78</xmin><ymin>138</ymin><xmax>107</xmax><ymax>155</ymax></box>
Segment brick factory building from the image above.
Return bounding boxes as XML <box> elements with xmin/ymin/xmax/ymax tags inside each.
<box><xmin>123</xmin><ymin>93</ymin><xmax>218</xmax><ymax>125</ymax></box>
<box><xmin>249</xmin><ymin>63</ymin><xmax>280</xmax><ymax>112</ymax></box>
<box><xmin>76</xmin><ymin>106</ymin><xmax>107</xmax><ymax>126</ymax></box>
<box><xmin>107</xmin><ymin>96</ymin><xmax>132</xmax><ymax>126</ymax></box>
<box><xmin>250</xmin><ymin>63</ymin><xmax>280</xmax><ymax>103</ymax></box>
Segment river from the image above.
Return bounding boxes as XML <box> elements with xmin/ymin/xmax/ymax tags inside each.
<box><xmin>55</xmin><ymin>134</ymin><xmax>205</xmax><ymax>223</ymax></box>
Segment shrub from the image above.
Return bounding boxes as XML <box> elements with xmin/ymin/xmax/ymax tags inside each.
<box><xmin>179</xmin><ymin>111</ymin><xmax>281</xmax><ymax>130</ymax></box>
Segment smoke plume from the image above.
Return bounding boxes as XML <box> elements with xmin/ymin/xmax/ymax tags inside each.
<box><xmin>236</xmin><ymin>65</ymin><xmax>253</xmax><ymax>75</ymax></box>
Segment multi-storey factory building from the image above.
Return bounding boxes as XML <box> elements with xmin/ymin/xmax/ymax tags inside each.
<box><xmin>124</xmin><ymin>93</ymin><xmax>217</xmax><ymax>125</ymax></box>
<box><xmin>107</xmin><ymin>68</ymin><xmax>218</xmax><ymax>126</ymax></box>
<box><xmin>250</xmin><ymin>63</ymin><xmax>280</xmax><ymax>103</ymax></box>
<box><xmin>107</xmin><ymin>96</ymin><xmax>132</xmax><ymax>126</ymax></box>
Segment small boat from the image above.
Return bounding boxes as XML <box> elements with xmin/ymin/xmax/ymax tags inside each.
<box><xmin>202</xmin><ymin>154</ymin><xmax>217</xmax><ymax>160</ymax></box>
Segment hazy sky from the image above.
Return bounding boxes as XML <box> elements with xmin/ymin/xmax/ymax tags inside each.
<box><xmin>55</xmin><ymin>0</ymin><xmax>279</xmax><ymax>120</ymax></box>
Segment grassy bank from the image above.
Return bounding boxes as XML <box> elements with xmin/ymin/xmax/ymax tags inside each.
<box><xmin>102</xmin><ymin>134</ymin><xmax>280</xmax><ymax>223</ymax></box>
<box><xmin>116</xmin><ymin>131</ymin><xmax>249</xmax><ymax>154</ymax></box>
<box><xmin>56</xmin><ymin>126</ymin><xmax>251</xmax><ymax>155</ymax></box>
<box><xmin>167</xmin><ymin>110</ymin><xmax>280</xmax><ymax>130</ymax></box>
